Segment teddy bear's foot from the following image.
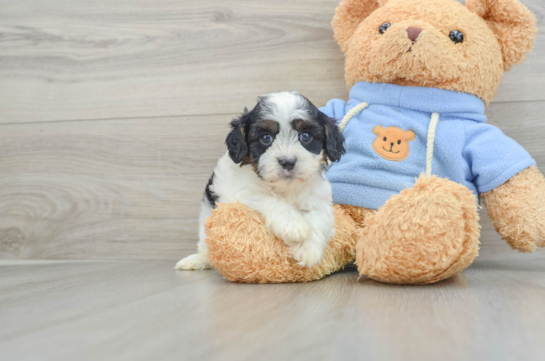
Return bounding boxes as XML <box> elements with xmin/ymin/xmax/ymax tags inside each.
<box><xmin>357</xmin><ymin>175</ymin><xmax>480</xmax><ymax>285</ymax></box>
<box><xmin>205</xmin><ymin>202</ymin><xmax>359</xmax><ymax>283</ymax></box>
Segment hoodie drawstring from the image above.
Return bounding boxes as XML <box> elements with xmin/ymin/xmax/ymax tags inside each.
<box><xmin>338</xmin><ymin>102</ymin><xmax>369</xmax><ymax>131</ymax></box>
<box><xmin>425</xmin><ymin>112</ymin><xmax>440</xmax><ymax>177</ymax></box>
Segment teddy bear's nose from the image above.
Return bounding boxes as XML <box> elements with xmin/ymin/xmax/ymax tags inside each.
<box><xmin>407</xmin><ymin>27</ymin><xmax>422</xmax><ymax>42</ymax></box>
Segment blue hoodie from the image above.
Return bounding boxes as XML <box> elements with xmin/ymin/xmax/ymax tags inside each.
<box><xmin>321</xmin><ymin>81</ymin><xmax>535</xmax><ymax>210</ymax></box>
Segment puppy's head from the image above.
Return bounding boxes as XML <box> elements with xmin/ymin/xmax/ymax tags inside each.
<box><xmin>225</xmin><ymin>91</ymin><xmax>345</xmax><ymax>184</ymax></box>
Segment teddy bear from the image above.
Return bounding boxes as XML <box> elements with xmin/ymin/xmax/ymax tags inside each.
<box><xmin>204</xmin><ymin>0</ymin><xmax>545</xmax><ymax>284</ymax></box>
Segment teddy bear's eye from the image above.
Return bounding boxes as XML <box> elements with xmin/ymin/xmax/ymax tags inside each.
<box><xmin>379</xmin><ymin>23</ymin><xmax>391</xmax><ymax>34</ymax></box>
<box><xmin>383</xmin><ymin>137</ymin><xmax>387</xmax><ymax>141</ymax></box>
<box><xmin>449</xmin><ymin>30</ymin><xmax>464</xmax><ymax>44</ymax></box>
<box><xmin>397</xmin><ymin>140</ymin><xmax>401</xmax><ymax>145</ymax></box>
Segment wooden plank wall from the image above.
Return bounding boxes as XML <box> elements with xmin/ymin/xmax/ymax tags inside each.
<box><xmin>0</xmin><ymin>0</ymin><xmax>544</xmax><ymax>261</ymax></box>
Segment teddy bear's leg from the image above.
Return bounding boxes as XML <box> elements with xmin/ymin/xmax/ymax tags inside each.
<box><xmin>205</xmin><ymin>202</ymin><xmax>359</xmax><ymax>283</ymax></box>
<box><xmin>482</xmin><ymin>166</ymin><xmax>545</xmax><ymax>252</ymax></box>
<box><xmin>338</xmin><ymin>204</ymin><xmax>377</xmax><ymax>228</ymax></box>
<box><xmin>356</xmin><ymin>175</ymin><xmax>480</xmax><ymax>284</ymax></box>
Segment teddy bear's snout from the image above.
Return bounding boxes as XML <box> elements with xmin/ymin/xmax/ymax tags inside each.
<box><xmin>407</xmin><ymin>27</ymin><xmax>422</xmax><ymax>42</ymax></box>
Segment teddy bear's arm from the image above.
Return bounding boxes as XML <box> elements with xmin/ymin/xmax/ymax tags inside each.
<box><xmin>482</xmin><ymin>166</ymin><xmax>545</xmax><ymax>252</ymax></box>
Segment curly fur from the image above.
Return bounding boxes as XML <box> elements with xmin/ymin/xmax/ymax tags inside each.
<box><xmin>339</xmin><ymin>204</ymin><xmax>376</xmax><ymax>226</ymax></box>
<box><xmin>356</xmin><ymin>175</ymin><xmax>481</xmax><ymax>284</ymax></box>
<box><xmin>333</xmin><ymin>0</ymin><xmax>537</xmax><ymax>104</ymax></box>
<box><xmin>206</xmin><ymin>203</ymin><xmax>358</xmax><ymax>283</ymax></box>
<box><xmin>482</xmin><ymin>166</ymin><xmax>545</xmax><ymax>252</ymax></box>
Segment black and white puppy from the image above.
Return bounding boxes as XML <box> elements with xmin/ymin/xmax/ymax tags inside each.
<box><xmin>176</xmin><ymin>91</ymin><xmax>345</xmax><ymax>270</ymax></box>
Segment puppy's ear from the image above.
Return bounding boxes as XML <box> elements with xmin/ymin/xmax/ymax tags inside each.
<box><xmin>225</xmin><ymin>109</ymin><xmax>251</xmax><ymax>164</ymax></box>
<box><xmin>321</xmin><ymin>112</ymin><xmax>345</xmax><ymax>163</ymax></box>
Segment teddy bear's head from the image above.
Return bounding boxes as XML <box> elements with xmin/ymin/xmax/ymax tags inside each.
<box><xmin>372</xmin><ymin>125</ymin><xmax>416</xmax><ymax>161</ymax></box>
<box><xmin>332</xmin><ymin>0</ymin><xmax>537</xmax><ymax>104</ymax></box>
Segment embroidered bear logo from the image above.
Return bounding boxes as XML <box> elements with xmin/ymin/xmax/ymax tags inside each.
<box><xmin>372</xmin><ymin>125</ymin><xmax>416</xmax><ymax>161</ymax></box>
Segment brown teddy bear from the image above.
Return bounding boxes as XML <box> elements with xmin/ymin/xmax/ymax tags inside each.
<box><xmin>205</xmin><ymin>0</ymin><xmax>545</xmax><ymax>284</ymax></box>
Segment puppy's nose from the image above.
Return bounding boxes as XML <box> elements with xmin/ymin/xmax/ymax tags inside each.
<box><xmin>390</xmin><ymin>142</ymin><xmax>394</xmax><ymax>147</ymax></box>
<box><xmin>407</xmin><ymin>27</ymin><xmax>422</xmax><ymax>42</ymax></box>
<box><xmin>278</xmin><ymin>158</ymin><xmax>297</xmax><ymax>171</ymax></box>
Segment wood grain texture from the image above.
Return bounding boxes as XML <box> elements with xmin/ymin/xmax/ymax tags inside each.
<box><xmin>0</xmin><ymin>0</ymin><xmax>544</xmax><ymax>124</ymax></box>
<box><xmin>0</xmin><ymin>114</ymin><xmax>231</xmax><ymax>260</ymax></box>
<box><xmin>1</xmin><ymin>101</ymin><xmax>544</xmax><ymax>261</ymax></box>
<box><xmin>1</xmin><ymin>260</ymin><xmax>545</xmax><ymax>361</ymax></box>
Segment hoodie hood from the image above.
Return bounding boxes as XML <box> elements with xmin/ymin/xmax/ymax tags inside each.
<box><xmin>349</xmin><ymin>81</ymin><xmax>487</xmax><ymax>123</ymax></box>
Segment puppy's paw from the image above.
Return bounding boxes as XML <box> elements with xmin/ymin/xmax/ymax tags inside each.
<box><xmin>270</xmin><ymin>214</ymin><xmax>312</xmax><ymax>245</ymax></box>
<box><xmin>289</xmin><ymin>237</ymin><xmax>325</xmax><ymax>268</ymax></box>
<box><xmin>175</xmin><ymin>253</ymin><xmax>213</xmax><ymax>270</ymax></box>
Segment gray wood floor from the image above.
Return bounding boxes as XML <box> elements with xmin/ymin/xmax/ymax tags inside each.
<box><xmin>1</xmin><ymin>259</ymin><xmax>545</xmax><ymax>361</ymax></box>
<box><xmin>1</xmin><ymin>0</ymin><xmax>545</xmax><ymax>359</ymax></box>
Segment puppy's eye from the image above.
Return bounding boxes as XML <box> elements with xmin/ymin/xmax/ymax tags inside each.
<box><xmin>260</xmin><ymin>134</ymin><xmax>273</xmax><ymax>145</ymax></box>
<box><xmin>449</xmin><ymin>30</ymin><xmax>464</xmax><ymax>44</ymax></box>
<box><xmin>397</xmin><ymin>140</ymin><xmax>401</xmax><ymax>145</ymax></box>
<box><xmin>383</xmin><ymin>137</ymin><xmax>387</xmax><ymax>141</ymax></box>
<box><xmin>379</xmin><ymin>23</ymin><xmax>391</xmax><ymax>34</ymax></box>
<box><xmin>299</xmin><ymin>132</ymin><xmax>313</xmax><ymax>143</ymax></box>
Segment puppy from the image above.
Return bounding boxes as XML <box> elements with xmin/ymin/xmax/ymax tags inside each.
<box><xmin>175</xmin><ymin>91</ymin><xmax>345</xmax><ymax>270</ymax></box>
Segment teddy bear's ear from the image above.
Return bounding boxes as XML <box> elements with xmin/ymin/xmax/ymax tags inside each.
<box><xmin>372</xmin><ymin>125</ymin><xmax>385</xmax><ymax>135</ymax></box>
<box><xmin>333</xmin><ymin>0</ymin><xmax>389</xmax><ymax>52</ymax></box>
<box><xmin>466</xmin><ymin>0</ymin><xmax>537</xmax><ymax>71</ymax></box>
<box><xmin>404</xmin><ymin>130</ymin><xmax>416</xmax><ymax>142</ymax></box>
<box><xmin>405</xmin><ymin>130</ymin><xmax>416</xmax><ymax>142</ymax></box>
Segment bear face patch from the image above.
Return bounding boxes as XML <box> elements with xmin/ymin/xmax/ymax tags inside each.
<box><xmin>372</xmin><ymin>125</ymin><xmax>416</xmax><ymax>161</ymax></box>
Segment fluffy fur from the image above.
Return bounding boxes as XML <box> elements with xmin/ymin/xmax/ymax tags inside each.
<box><xmin>357</xmin><ymin>175</ymin><xmax>481</xmax><ymax>284</ymax></box>
<box><xmin>176</xmin><ymin>92</ymin><xmax>345</xmax><ymax>270</ymax></box>
<box><xmin>482</xmin><ymin>166</ymin><xmax>545</xmax><ymax>252</ymax></box>
<box><xmin>206</xmin><ymin>203</ymin><xmax>359</xmax><ymax>283</ymax></box>
<box><xmin>333</xmin><ymin>0</ymin><xmax>537</xmax><ymax>104</ymax></box>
